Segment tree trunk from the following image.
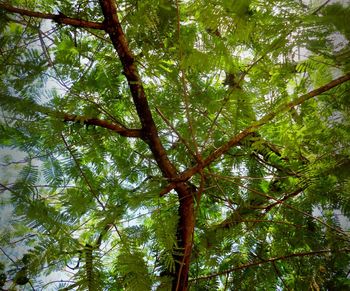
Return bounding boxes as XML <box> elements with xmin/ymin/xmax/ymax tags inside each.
<box><xmin>172</xmin><ymin>187</ymin><xmax>196</xmax><ymax>291</ymax></box>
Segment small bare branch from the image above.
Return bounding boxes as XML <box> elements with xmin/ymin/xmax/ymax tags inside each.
<box><xmin>0</xmin><ymin>2</ymin><xmax>104</xmax><ymax>30</ymax></box>
<box><xmin>62</xmin><ymin>113</ymin><xmax>142</xmax><ymax>138</ymax></box>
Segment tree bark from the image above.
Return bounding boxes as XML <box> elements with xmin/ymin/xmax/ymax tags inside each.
<box><xmin>0</xmin><ymin>2</ymin><xmax>104</xmax><ymax>29</ymax></box>
<box><xmin>98</xmin><ymin>1</ymin><xmax>196</xmax><ymax>289</ymax></box>
<box><xmin>173</xmin><ymin>187</ymin><xmax>196</xmax><ymax>291</ymax></box>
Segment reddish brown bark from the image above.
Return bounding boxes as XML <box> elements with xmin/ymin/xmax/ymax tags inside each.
<box><xmin>0</xmin><ymin>3</ymin><xmax>104</xmax><ymax>30</ymax></box>
<box><xmin>172</xmin><ymin>187</ymin><xmax>196</xmax><ymax>291</ymax></box>
<box><xmin>98</xmin><ymin>1</ymin><xmax>195</xmax><ymax>289</ymax></box>
<box><xmin>62</xmin><ymin>113</ymin><xmax>142</xmax><ymax>138</ymax></box>
<box><xmin>98</xmin><ymin>0</ymin><xmax>178</xmax><ymax>179</ymax></box>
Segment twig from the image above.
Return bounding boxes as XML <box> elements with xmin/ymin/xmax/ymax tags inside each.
<box><xmin>0</xmin><ymin>246</ymin><xmax>17</xmax><ymax>265</ymax></box>
<box><xmin>60</xmin><ymin>133</ymin><xmax>105</xmax><ymax>209</ymax></box>
<box><xmin>271</xmin><ymin>261</ymin><xmax>291</xmax><ymax>291</ymax></box>
<box><xmin>175</xmin><ymin>0</ymin><xmax>201</xmax><ymax>166</ymax></box>
<box><xmin>312</xmin><ymin>0</ymin><xmax>331</xmax><ymax>15</ymax></box>
<box><xmin>156</xmin><ymin>107</ymin><xmax>197</xmax><ymax>160</ymax></box>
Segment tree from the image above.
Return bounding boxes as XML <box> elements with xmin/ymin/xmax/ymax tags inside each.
<box><xmin>0</xmin><ymin>0</ymin><xmax>350</xmax><ymax>289</ymax></box>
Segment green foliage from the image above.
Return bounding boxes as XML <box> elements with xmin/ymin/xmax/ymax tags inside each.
<box><xmin>0</xmin><ymin>0</ymin><xmax>350</xmax><ymax>290</ymax></box>
<box><xmin>114</xmin><ymin>244</ymin><xmax>152</xmax><ymax>290</ymax></box>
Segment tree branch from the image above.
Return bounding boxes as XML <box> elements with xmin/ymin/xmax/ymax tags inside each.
<box><xmin>0</xmin><ymin>94</ymin><xmax>142</xmax><ymax>138</ymax></box>
<box><xmin>98</xmin><ymin>0</ymin><xmax>179</xmax><ymax>180</ymax></box>
<box><xmin>98</xmin><ymin>4</ymin><xmax>196</xmax><ymax>288</ymax></box>
<box><xmin>61</xmin><ymin>113</ymin><xmax>142</xmax><ymax>138</ymax></box>
<box><xmin>190</xmin><ymin>248</ymin><xmax>350</xmax><ymax>282</ymax></box>
<box><xmin>0</xmin><ymin>2</ymin><xmax>105</xmax><ymax>30</ymax></box>
<box><xmin>61</xmin><ymin>134</ymin><xmax>105</xmax><ymax>209</ymax></box>
<box><xmin>264</xmin><ymin>188</ymin><xmax>304</xmax><ymax>212</ymax></box>
<box><xmin>161</xmin><ymin>73</ymin><xmax>350</xmax><ymax>195</ymax></box>
<box><xmin>156</xmin><ymin>107</ymin><xmax>197</xmax><ymax>160</ymax></box>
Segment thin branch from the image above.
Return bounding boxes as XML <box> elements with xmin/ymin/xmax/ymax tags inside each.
<box><xmin>0</xmin><ymin>154</ymin><xmax>47</xmax><ymax>167</ymax></box>
<box><xmin>175</xmin><ymin>0</ymin><xmax>200</xmax><ymax>166</ymax></box>
<box><xmin>203</xmin><ymin>173</ymin><xmax>349</xmax><ymax>236</ymax></box>
<box><xmin>0</xmin><ymin>182</ymin><xmax>16</xmax><ymax>194</ymax></box>
<box><xmin>61</xmin><ymin>134</ymin><xmax>105</xmax><ymax>209</ymax></box>
<box><xmin>61</xmin><ymin>113</ymin><xmax>142</xmax><ymax>138</ymax></box>
<box><xmin>190</xmin><ymin>248</ymin><xmax>350</xmax><ymax>281</ymax></box>
<box><xmin>253</xmin><ymin>153</ymin><xmax>299</xmax><ymax>177</ymax></box>
<box><xmin>41</xmin><ymin>280</ymin><xmax>76</xmax><ymax>290</ymax></box>
<box><xmin>156</xmin><ymin>107</ymin><xmax>197</xmax><ymax>160</ymax></box>
<box><xmin>283</xmin><ymin>203</ymin><xmax>349</xmax><ymax>237</ymax></box>
<box><xmin>38</xmin><ymin>28</ymin><xmax>54</xmax><ymax>67</ymax></box>
<box><xmin>264</xmin><ymin>188</ymin><xmax>304</xmax><ymax>212</ymax></box>
<box><xmin>0</xmin><ymin>2</ymin><xmax>105</xmax><ymax>30</ymax></box>
<box><xmin>209</xmin><ymin>174</ymin><xmax>236</xmax><ymax>211</ymax></box>
<box><xmin>0</xmin><ymin>246</ymin><xmax>17</xmax><ymax>265</ymax></box>
<box><xmin>312</xmin><ymin>0</ymin><xmax>331</xmax><ymax>14</ymax></box>
<box><xmin>58</xmin><ymin>282</ymin><xmax>80</xmax><ymax>291</ymax></box>
<box><xmin>10</xmin><ymin>234</ymin><xmax>37</xmax><ymax>244</ymax></box>
<box><xmin>272</xmin><ymin>261</ymin><xmax>291</xmax><ymax>291</ymax></box>
<box><xmin>28</xmin><ymin>280</ymin><xmax>36</xmax><ymax>291</ymax></box>
<box><xmin>1</xmin><ymin>94</ymin><xmax>143</xmax><ymax>138</ymax></box>
<box><xmin>160</xmin><ymin>73</ymin><xmax>350</xmax><ymax>195</ymax></box>
<box><xmin>234</xmin><ymin>219</ymin><xmax>302</xmax><ymax>228</ymax></box>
